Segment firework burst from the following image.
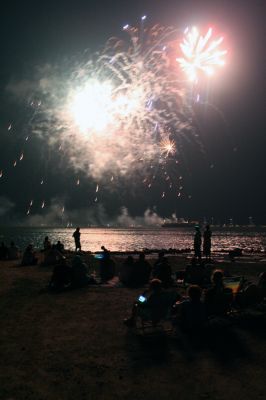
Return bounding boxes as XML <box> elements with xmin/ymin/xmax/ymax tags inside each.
<box><xmin>177</xmin><ymin>27</ymin><xmax>227</xmax><ymax>82</ymax></box>
<box><xmin>31</xmin><ymin>23</ymin><xmax>194</xmax><ymax>182</ymax></box>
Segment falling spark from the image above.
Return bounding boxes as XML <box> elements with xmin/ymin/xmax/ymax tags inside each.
<box><xmin>8</xmin><ymin>124</ymin><xmax>12</xmax><ymax>131</ymax></box>
<box><xmin>76</xmin><ymin>179</ymin><xmax>80</xmax><ymax>185</ymax></box>
<box><xmin>40</xmin><ymin>179</ymin><xmax>44</xmax><ymax>185</ymax></box>
<box><xmin>30</xmin><ymin>200</ymin><xmax>33</xmax><ymax>207</ymax></box>
<box><xmin>96</xmin><ymin>184</ymin><xmax>99</xmax><ymax>192</ymax></box>
<box><xmin>19</xmin><ymin>153</ymin><xmax>24</xmax><ymax>161</ymax></box>
<box><xmin>13</xmin><ymin>161</ymin><xmax>17</xmax><ymax>167</ymax></box>
<box><xmin>41</xmin><ymin>201</ymin><xmax>45</xmax><ymax>208</ymax></box>
<box><xmin>0</xmin><ymin>170</ymin><xmax>2</xmax><ymax>178</ymax></box>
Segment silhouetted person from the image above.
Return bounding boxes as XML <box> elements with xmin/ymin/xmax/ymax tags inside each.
<box><xmin>258</xmin><ymin>271</ymin><xmax>266</xmax><ymax>299</ymax></box>
<box><xmin>134</xmin><ymin>252</ymin><xmax>151</xmax><ymax>286</ymax></box>
<box><xmin>153</xmin><ymin>256</ymin><xmax>173</xmax><ymax>288</ymax></box>
<box><xmin>99</xmin><ymin>251</ymin><xmax>115</xmax><ymax>283</ymax></box>
<box><xmin>173</xmin><ymin>285</ymin><xmax>207</xmax><ymax>333</ymax></box>
<box><xmin>8</xmin><ymin>241</ymin><xmax>19</xmax><ymax>260</ymax></box>
<box><xmin>204</xmin><ymin>269</ymin><xmax>233</xmax><ymax>316</ymax></box>
<box><xmin>185</xmin><ymin>257</ymin><xmax>204</xmax><ymax>286</ymax></box>
<box><xmin>124</xmin><ymin>278</ymin><xmax>181</xmax><ymax>327</ymax></box>
<box><xmin>73</xmin><ymin>227</ymin><xmax>81</xmax><ymax>252</ymax></box>
<box><xmin>152</xmin><ymin>251</ymin><xmax>166</xmax><ymax>277</ymax></box>
<box><xmin>55</xmin><ymin>240</ymin><xmax>64</xmax><ymax>253</ymax></box>
<box><xmin>194</xmin><ymin>226</ymin><xmax>202</xmax><ymax>261</ymax></box>
<box><xmin>235</xmin><ymin>272</ymin><xmax>266</xmax><ymax>308</ymax></box>
<box><xmin>119</xmin><ymin>255</ymin><xmax>135</xmax><ymax>286</ymax></box>
<box><xmin>49</xmin><ymin>258</ymin><xmax>71</xmax><ymax>291</ymax></box>
<box><xmin>42</xmin><ymin>245</ymin><xmax>64</xmax><ymax>266</ymax></box>
<box><xmin>21</xmin><ymin>244</ymin><xmax>38</xmax><ymax>266</ymax></box>
<box><xmin>203</xmin><ymin>225</ymin><xmax>212</xmax><ymax>260</ymax></box>
<box><xmin>0</xmin><ymin>242</ymin><xmax>8</xmax><ymax>260</ymax></box>
<box><xmin>70</xmin><ymin>255</ymin><xmax>91</xmax><ymax>288</ymax></box>
<box><xmin>43</xmin><ymin>236</ymin><xmax>51</xmax><ymax>251</ymax></box>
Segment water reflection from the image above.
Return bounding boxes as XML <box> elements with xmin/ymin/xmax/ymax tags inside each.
<box><xmin>0</xmin><ymin>227</ymin><xmax>265</xmax><ymax>253</ymax></box>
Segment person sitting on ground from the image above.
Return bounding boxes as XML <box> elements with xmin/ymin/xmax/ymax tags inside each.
<box><xmin>119</xmin><ymin>255</ymin><xmax>135</xmax><ymax>287</ymax></box>
<box><xmin>184</xmin><ymin>257</ymin><xmax>205</xmax><ymax>286</ymax></box>
<box><xmin>173</xmin><ymin>285</ymin><xmax>207</xmax><ymax>333</ymax></box>
<box><xmin>55</xmin><ymin>240</ymin><xmax>64</xmax><ymax>253</ymax></box>
<box><xmin>235</xmin><ymin>271</ymin><xmax>266</xmax><ymax>308</ymax></box>
<box><xmin>204</xmin><ymin>269</ymin><xmax>233</xmax><ymax>316</ymax></box>
<box><xmin>258</xmin><ymin>271</ymin><xmax>266</xmax><ymax>300</ymax></box>
<box><xmin>21</xmin><ymin>244</ymin><xmax>38</xmax><ymax>266</ymax></box>
<box><xmin>153</xmin><ymin>256</ymin><xmax>173</xmax><ymax>288</ymax></box>
<box><xmin>42</xmin><ymin>244</ymin><xmax>64</xmax><ymax>266</ymax></box>
<box><xmin>8</xmin><ymin>241</ymin><xmax>19</xmax><ymax>260</ymax></box>
<box><xmin>152</xmin><ymin>251</ymin><xmax>165</xmax><ymax>276</ymax></box>
<box><xmin>49</xmin><ymin>257</ymin><xmax>71</xmax><ymax>292</ymax></box>
<box><xmin>43</xmin><ymin>236</ymin><xmax>52</xmax><ymax>251</ymax></box>
<box><xmin>134</xmin><ymin>252</ymin><xmax>151</xmax><ymax>286</ymax></box>
<box><xmin>70</xmin><ymin>255</ymin><xmax>95</xmax><ymax>288</ymax></box>
<box><xmin>99</xmin><ymin>250</ymin><xmax>115</xmax><ymax>283</ymax></box>
<box><xmin>124</xmin><ymin>278</ymin><xmax>181</xmax><ymax>327</ymax></box>
<box><xmin>0</xmin><ymin>242</ymin><xmax>8</xmax><ymax>260</ymax></box>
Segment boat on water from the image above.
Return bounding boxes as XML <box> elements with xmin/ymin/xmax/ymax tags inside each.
<box><xmin>161</xmin><ymin>218</ymin><xmax>198</xmax><ymax>228</ymax></box>
<box><xmin>161</xmin><ymin>222</ymin><xmax>196</xmax><ymax>228</ymax></box>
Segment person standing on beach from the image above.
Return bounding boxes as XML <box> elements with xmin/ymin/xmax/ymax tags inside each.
<box><xmin>203</xmin><ymin>225</ymin><xmax>212</xmax><ymax>261</ymax></box>
<box><xmin>194</xmin><ymin>226</ymin><xmax>202</xmax><ymax>261</ymax></box>
<box><xmin>73</xmin><ymin>227</ymin><xmax>81</xmax><ymax>252</ymax></box>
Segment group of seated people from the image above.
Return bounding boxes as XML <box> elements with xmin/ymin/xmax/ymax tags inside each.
<box><xmin>124</xmin><ymin>269</ymin><xmax>266</xmax><ymax>331</ymax></box>
<box><xmin>49</xmin><ymin>255</ymin><xmax>97</xmax><ymax>291</ymax></box>
<box><xmin>119</xmin><ymin>251</ymin><xmax>173</xmax><ymax>288</ymax></box>
<box><xmin>19</xmin><ymin>236</ymin><xmax>66</xmax><ymax>267</ymax></box>
<box><xmin>0</xmin><ymin>241</ymin><xmax>20</xmax><ymax>261</ymax></box>
<box><xmin>119</xmin><ymin>253</ymin><xmax>151</xmax><ymax>287</ymax></box>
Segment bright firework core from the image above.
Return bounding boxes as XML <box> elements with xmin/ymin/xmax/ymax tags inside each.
<box><xmin>70</xmin><ymin>80</ymin><xmax>113</xmax><ymax>133</ymax></box>
<box><xmin>69</xmin><ymin>79</ymin><xmax>144</xmax><ymax>135</ymax></box>
<box><xmin>177</xmin><ymin>27</ymin><xmax>227</xmax><ymax>82</ymax></box>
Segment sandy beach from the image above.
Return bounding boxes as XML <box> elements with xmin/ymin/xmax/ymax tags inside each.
<box><xmin>0</xmin><ymin>251</ymin><xmax>265</xmax><ymax>400</ymax></box>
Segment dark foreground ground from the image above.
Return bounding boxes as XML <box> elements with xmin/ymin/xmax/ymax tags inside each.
<box><xmin>0</xmin><ymin>253</ymin><xmax>266</xmax><ymax>400</ymax></box>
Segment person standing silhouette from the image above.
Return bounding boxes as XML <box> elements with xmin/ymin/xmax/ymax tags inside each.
<box><xmin>203</xmin><ymin>225</ymin><xmax>212</xmax><ymax>261</ymax></box>
<box><xmin>194</xmin><ymin>226</ymin><xmax>202</xmax><ymax>261</ymax></box>
<box><xmin>73</xmin><ymin>227</ymin><xmax>81</xmax><ymax>252</ymax></box>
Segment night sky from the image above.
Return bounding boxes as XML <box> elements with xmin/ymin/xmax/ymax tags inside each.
<box><xmin>0</xmin><ymin>0</ymin><xmax>265</xmax><ymax>225</ymax></box>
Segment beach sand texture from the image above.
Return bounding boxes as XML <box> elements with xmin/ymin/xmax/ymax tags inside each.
<box><xmin>0</xmin><ymin>253</ymin><xmax>266</xmax><ymax>400</ymax></box>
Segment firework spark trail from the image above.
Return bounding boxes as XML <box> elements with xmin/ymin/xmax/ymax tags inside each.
<box><xmin>30</xmin><ymin>24</ymin><xmax>195</xmax><ymax>184</ymax></box>
<box><xmin>2</xmin><ymin>22</ymin><xmax>227</xmax><ymax>215</ymax></box>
